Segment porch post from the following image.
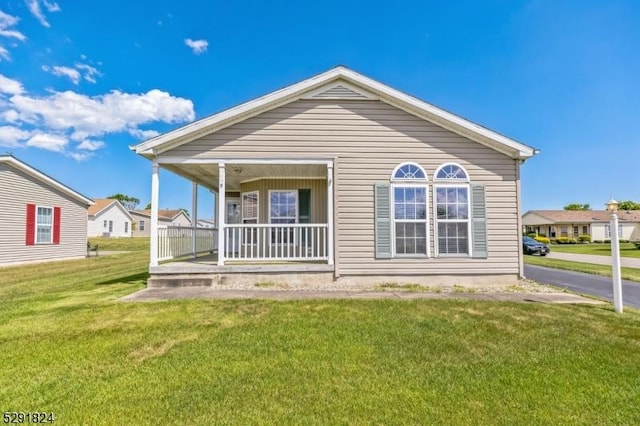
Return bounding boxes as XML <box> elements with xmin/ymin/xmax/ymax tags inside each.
<box><xmin>217</xmin><ymin>163</ymin><xmax>226</xmax><ymax>266</ymax></box>
<box><xmin>150</xmin><ymin>161</ymin><xmax>160</xmax><ymax>267</ymax></box>
<box><xmin>327</xmin><ymin>162</ymin><xmax>334</xmax><ymax>265</ymax></box>
<box><xmin>191</xmin><ymin>181</ymin><xmax>198</xmax><ymax>258</ymax></box>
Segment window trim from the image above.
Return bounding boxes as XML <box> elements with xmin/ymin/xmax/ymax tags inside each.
<box><xmin>268</xmin><ymin>190</ymin><xmax>298</xmax><ymax>224</ymax></box>
<box><xmin>433</xmin><ymin>184</ymin><xmax>472</xmax><ymax>257</ymax></box>
<box><xmin>242</xmin><ymin>190</ymin><xmax>259</xmax><ymax>224</ymax></box>
<box><xmin>35</xmin><ymin>205</ymin><xmax>54</xmax><ymax>245</ymax></box>
<box><xmin>390</xmin><ymin>162</ymin><xmax>428</xmax><ymax>182</ymax></box>
<box><xmin>434</xmin><ymin>163</ymin><xmax>469</xmax><ymax>182</ymax></box>
<box><xmin>391</xmin><ymin>183</ymin><xmax>430</xmax><ymax>257</ymax></box>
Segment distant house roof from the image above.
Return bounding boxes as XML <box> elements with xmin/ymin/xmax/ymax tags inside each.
<box><xmin>131</xmin><ymin>209</ymin><xmax>190</xmax><ymax>221</ymax></box>
<box><xmin>132</xmin><ymin>66</ymin><xmax>537</xmax><ymax>161</ymax></box>
<box><xmin>525</xmin><ymin>210</ymin><xmax>640</xmax><ymax>223</ymax></box>
<box><xmin>88</xmin><ymin>198</ymin><xmax>134</xmax><ymax>220</ymax></box>
<box><xmin>0</xmin><ymin>155</ymin><xmax>93</xmax><ymax>206</ymax></box>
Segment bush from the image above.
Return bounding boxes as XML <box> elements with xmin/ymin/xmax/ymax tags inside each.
<box><xmin>527</xmin><ymin>233</ymin><xmax>537</xmax><ymax>238</ymax></box>
<box><xmin>593</xmin><ymin>240</ymin><xmax>603</xmax><ymax>244</ymax></box>
<box><xmin>534</xmin><ymin>236</ymin><xmax>551</xmax><ymax>244</ymax></box>
<box><xmin>555</xmin><ymin>237</ymin><xmax>578</xmax><ymax>244</ymax></box>
<box><xmin>578</xmin><ymin>234</ymin><xmax>591</xmax><ymax>243</ymax></box>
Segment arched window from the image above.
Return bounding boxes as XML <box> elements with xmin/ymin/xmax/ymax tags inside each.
<box><xmin>390</xmin><ymin>162</ymin><xmax>428</xmax><ymax>256</ymax></box>
<box><xmin>391</xmin><ymin>162</ymin><xmax>427</xmax><ymax>181</ymax></box>
<box><xmin>434</xmin><ymin>163</ymin><xmax>468</xmax><ymax>181</ymax></box>
<box><xmin>434</xmin><ymin>163</ymin><xmax>470</xmax><ymax>255</ymax></box>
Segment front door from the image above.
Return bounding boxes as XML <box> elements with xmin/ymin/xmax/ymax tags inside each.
<box><xmin>226</xmin><ymin>198</ymin><xmax>241</xmax><ymax>253</ymax></box>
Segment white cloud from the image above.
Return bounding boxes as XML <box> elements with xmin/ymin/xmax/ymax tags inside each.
<box><xmin>26</xmin><ymin>132</ymin><xmax>67</xmax><ymax>151</ymax></box>
<box><xmin>75</xmin><ymin>63</ymin><xmax>101</xmax><ymax>83</ymax></box>
<box><xmin>67</xmin><ymin>151</ymin><xmax>91</xmax><ymax>161</ymax></box>
<box><xmin>0</xmin><ymin>125</ymin><xmax>30</xmax><ymax>147</ymax></box>
<box><xmin>0</xmin><ymin>46</ymin><xmax>9</xmax><ymax>61</ymax></box>
<box><xmin>0</xmin><ymin>74</ymin><xmax>24</xmax><ymax>95</ymax></box>
<box><xmin>185</xmin><ymin>38</ymin><xmax>208</xmax><ymax>54</ymax></box>
<box><xmin>77</xmin><ymin>139</ymin><xmax>104</xmax><ymax>151</ymax></box>
<box><xmin>128</xmin><ymin>128</ymin><xmax>160</xmax><ymax>140</ymax></box>
<box><xmin>2</xmin><ymin>109</ymin><xmax>19</xmax><ymax>122</ymax></box>
<box><xmin>42</xmin><ymin>65</ymin><xmax>81</xmax><ymax>84</ymax></box>
<box><xmin>0</xmin><ymin>10</ymin><xmax>26</xmax><ymax>40</ymax></box>
<box><xmin>25</xmin><ymin>0</ymin><xmax>61</xmax><ymax>28</ymax></box>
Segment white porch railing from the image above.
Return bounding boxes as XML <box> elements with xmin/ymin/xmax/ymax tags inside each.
<box><xmin>224</xmin><ymin>224</ymin><xmax>328</xmax><ymax>261</ymax></box>
<box><xmin>158</xmin><ymin>226</ymin><xmax>218</xmax><ymax>261</ymax></box>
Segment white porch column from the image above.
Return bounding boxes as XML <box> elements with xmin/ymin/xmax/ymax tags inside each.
<box><xmin>191</xmin><ymin>181</ymin><xmax>198</xmax><ymax>258</ymax></box>
<box><xmin>327</xmin><ymin>163</ymin><xmax>334</xmax><ymax>266</ymax></box>
<box><xmin>150</xmin><ymin>161</ymin><xmax>160</xmax><ymax>267</ymax></box>
<box><xmin>217</xmin><ymin>163</ymin><xmax>226</xmax><ymax>266</ymax></box>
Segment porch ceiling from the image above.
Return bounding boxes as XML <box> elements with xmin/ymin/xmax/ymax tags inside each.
<box><xmin>162</xmin><ymin>163</ymin><xmax>326</xmax><ymax>191</ymax></box>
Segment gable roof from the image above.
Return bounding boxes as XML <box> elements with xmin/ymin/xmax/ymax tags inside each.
<box><xmin>88</xmin><ymin>198</ymin><xmax>134</xmax><ymax>220</ymax></box>
<box><xmin>132</xmin><ymin>66</ymin><xmax>538</xmax><ymax>160</ymax></box>
<box><xmin>131</xmin><ymin>209</ymin><xmax>190</xmax><ymax>221</ymax></box>
<box><xmin>524</xmin><ymin>210</ymin><xmax>640</xmax><ymax>223</ymax></box>
<box><xmin>0</xmin><ymin>155</ymin><xmax>93</xmax><ymax>206</ymax></box>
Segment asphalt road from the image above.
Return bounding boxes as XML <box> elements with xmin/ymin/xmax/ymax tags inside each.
<box><xmin>524</xmin><ymin>265</ymin><xmax>640</xmax><ymax>309</ymax></box>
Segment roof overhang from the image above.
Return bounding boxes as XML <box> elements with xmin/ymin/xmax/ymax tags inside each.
<box><xmin>132</xmin><ymin>66</ymin><xmax>538</xmax><ymax>161</ymax></box>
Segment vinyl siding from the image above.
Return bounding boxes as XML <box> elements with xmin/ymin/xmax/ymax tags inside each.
<box><xmin>88</xmin><ymin>204</ymin><xmax>132</xmax><ymax>237</ymax></box>
<box><xmin>164</xmin><ymin>99</ymin><xmax>520</xmax><ymax>276</ymax></box>
<box><xmin>0</xmin><ymin>163</ymin><xmax>88</xmax><ymax>265</ymax></box>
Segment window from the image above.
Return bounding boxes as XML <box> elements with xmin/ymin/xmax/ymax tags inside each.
<box><xmin>124</xmin><ymin>222</ymin><xmax>129</xmax><ymax>233</ymax></box>
<box><xmin>36</xmin><ymin>206</ymin><xmax>53</xmax><ymax>244</ymax></box>
<box><xmin>392</xmin><ymin>163</ymin><xmax>426</xmax><ymax>180</ymax></box>
<box><xmin>560</xmin><ymin>226</ymin><xmax>568</xmax><ymax>237</ymax></box>
<box><xmin>582</xmin><ymin>225</ymin><xmax>588</xmax><ymax>235</ymax></box>
<box><xmin>242</xmin><ymin>191</ymin><xmax>259</xmax><ymax>224</ymax></box>
<box><xmin>605</xmin><ymin>224</ymin><xmax>623</xmax><ymax>239</ymax></box>
<box><xmin>108</xmin><ymin>221</ymin><xmax>113</xmax><ymax>233</ymax></box>
<box><xmin>435</xmin><ymin>186</ymin><xmax>469</xmax><ymax>255</ymax></box>
<box><xmin>390</xmin><ymin>163</ymin><xmax>428</xmax><ymax>256</ymax></box>
<box><xmin>103</xmin><ymin>220</ymin><xmax>107</xmax><ymax>228</ymax></box>
<box><xmin>269</xmin><ymin>191</ymin><xmax>297</xmax><ymax>243</ymax></box>
<box><xmin>573</xmin><ymin>226</ymin><xmax>579</xmax><ymax>237</ymax></box>
<box><xmin>139</xmin><ymin>220</ymin><xmax>145</xmax><ymax>231</ymax></box>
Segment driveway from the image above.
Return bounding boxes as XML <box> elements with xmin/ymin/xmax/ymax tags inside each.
<box><xmin>524</xmin><ymin>265</ymin><xmax>640</xmax><ymax>309</ymax></box>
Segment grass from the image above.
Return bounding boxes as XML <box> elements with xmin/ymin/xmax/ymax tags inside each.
<box><xmin>524</xmin><ymin>256</ymin><xmax>640</xmax><ymax>282</ymax></box>
<box><xmin>551</xmin><ymin>242</ymin><xmax>640</xmax><ymax>258</ymax></box>
<box><xmin>2</xmin><ymin>238</ymin><xmax>640</xmax><ymax>424</ymax></box>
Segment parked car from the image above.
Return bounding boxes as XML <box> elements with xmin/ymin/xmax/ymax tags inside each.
<box><xmin>523</xmin><ymin>236</ymin><xmax>550</xmax><ymax>256</ymax></box>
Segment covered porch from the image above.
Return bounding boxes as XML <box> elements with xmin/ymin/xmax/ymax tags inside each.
<box><xmin>148</xmin><ymin>158</ymin><xmax>335</xmax><ymax>276</ymax></box>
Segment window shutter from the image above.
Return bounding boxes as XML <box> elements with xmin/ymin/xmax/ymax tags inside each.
<box><xmin>26</xmin><ymin>203</ymin><xmax>36</xmax><ymax>246</ymax></box>
<box><xmin>298</xmin><ymin>189</ymin><xmax>311</xmax><ymax>224</ymax></box>
<box><xmin>53</xmin><ymin>206</ymin><xmax>61</xmax><ymax>244</ymax></box>
<box><xmin>471</xmin><ymin>184</ymin><xmax>487</xmax><ymax>258</ymax></box>
<box><xmin>374</xmin><ymin>183</ymin><xmax>392</xmax><ymax>259</ymax></box>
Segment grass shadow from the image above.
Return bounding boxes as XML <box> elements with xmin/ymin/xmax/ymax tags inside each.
<box><xmin>97</xmin><ymin>272</ymin><xmax>149</xmax><ymax>286</ymax></box>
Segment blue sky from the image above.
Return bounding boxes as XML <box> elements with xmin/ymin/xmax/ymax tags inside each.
<box><xmin>1</xmin><ymin>0</ymin><xmax>639</xmax><ymax>218</ymax></box>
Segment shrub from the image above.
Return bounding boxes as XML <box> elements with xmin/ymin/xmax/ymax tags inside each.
<box><xmin>593</xmin><ymin>240</ymin><xmax>603</xmax><ymax>244</ymax></box>
<box><xmin>538</xmin><ymin>233</ymin><xmax>547</xmax><ymax>237</ymax></box>
<box><xmin>534</xmin><ymin>236</ymin><xmax>551</xmax><ymax>244</ymax></box>
<box><xmin>578</xmin><ymin>234</ymin><xmax>591</xmax><ymax>243</ymax></box>
<box><xmin>527</xmin><ymin>233</ymin><xmax>537</xmax><ymax>238</ymax></box>
<box><xmin>555</xmin><ymin>237</ymin><xmax>570</xmax><ymax>244</ymax></box>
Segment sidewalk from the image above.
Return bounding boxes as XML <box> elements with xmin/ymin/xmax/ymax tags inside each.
<box><xmin>121</xmin><ymin>287</ymin><xmax>603</xmax><ymax>304</ymax></box>
<box><xmin>547</xmin><ymin>252</ymin><xmax>640</xmax><ymax>268</ymax></box>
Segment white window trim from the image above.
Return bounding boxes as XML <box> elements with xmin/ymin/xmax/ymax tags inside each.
<box><xmin>241</xmin><ymin>191</ymin><xmax>259</xmax><ymax>224</ymax></box>
<box><xmin>35</xmin><ymin>205</ymin><xmax>54</xmax><ymax>245</ymax></box>
<box><xmin>434</xmin><ymin>163</ymin><xmax>469</xmax><ymax>182</ymax></box>
<box><xmin>433</xmin><ymin>184</ymin><xmax>472</xmax><ymax>257</ymax></box>
<box><xmin>268</xmin><ymin>190</ymin><xmax>298</xmax><ymax>224</ymax></box>
<box><xmin>391</xmin><ymin>183</ymin><xmax>430</xmax><ymax>258</ymax></box>
<box><xmin>391</xmin><ymin>162</ymin><xmax>428</xmax><ymax>182</ymax></box>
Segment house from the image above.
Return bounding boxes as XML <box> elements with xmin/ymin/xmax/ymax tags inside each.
<box><xmin>197</xmin><ymin>218</ymin><xmax>216</xmax><ymax>229</ymax></box>
<box><xmin>87</xmin><ymin>199</ymin><xmax>134</xmax><ymax>238</ymax></box>
<box><xmin>130</xmin><ymin>209</ymin><xmax>191</xmax><ymax>237</ymax></box>
<box><xmin>522</xmin><ymin>210</ymin><xmax>640</xmax><ymax>242</ymax></box>
<box><xmin>0</xmin><ymin>155</ymin><xmax>93</xmax><ymax>267</ymax></box>
<box><xmin>131</xmin><ymin>66</ymin><xmax>537</xmax><ymax>287</ymax></box>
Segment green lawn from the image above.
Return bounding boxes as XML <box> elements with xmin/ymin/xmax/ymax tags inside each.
<box><xmin>550</xmin><ymin>242</ymin><xmax>640</xmax><ymax>258</ymax></box>
<box><xmin>2</xmin><ymin>240</ymin><xmax>640</xmax><ymax>424</ymax></box>
<box><xmin>524</xmin><ymin>255</ymin><xmax>640</xmax><ymax>282</ymax></box>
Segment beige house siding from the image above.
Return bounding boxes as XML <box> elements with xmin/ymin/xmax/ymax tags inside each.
<box><xmin>164</xmin><ymin>99</ymin><xmax>520</xmax><ymax>276</ymax></box>
<box><xmin>0</xmin><ymin>163</ymin><xmax>88</xmax><ymax>265</ymax></box>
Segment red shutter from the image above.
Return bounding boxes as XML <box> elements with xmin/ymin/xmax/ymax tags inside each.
<box><xmin>53</xmin><ymin>206</ymin><xmax>61</xmax><ymax>245</ymax></box>
<box><xmin>26</xmin><ymin>203</ymin><xmax>36</xmax><ymax>245</ymax></box>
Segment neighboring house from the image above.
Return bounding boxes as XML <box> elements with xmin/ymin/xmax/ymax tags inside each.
<box><xmin>87</xmin><ymin>199</ymin><xmax>134</xmax><ymax>238</ymax></box>
<box><xmin>0</xmin><ymin>155</ymin><xmax>93</xmax><ymax>267</ymax></box>
<box><xmin>132</xmin><ymin>66</ymin><xmax>538</xmax><ymax>287</ymax></box>
<box><xmin>522</xmin><ymin>210</ymin><xmax>640</xmax><ymax>242</ymax></box>
<box><xmin>130</xmin><ymin>209</ymin><xmax>192</xmax><ymax>237</ymax></box>
<box><xmin>197</xmin><ymin>218</ymin><xmax>216</xmax><ymax>228</ymax></box>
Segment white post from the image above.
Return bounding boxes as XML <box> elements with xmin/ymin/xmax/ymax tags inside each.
<box><xmin>191</xmin><ymin>182</ymin><xmax>198</xmax><ymax>258</ymax></box>
<box><xmin>327</xmin><ymin>163</ymin><xmax>334</xmax><ymax>265</ymax></box>
<box><xmin>150</xmin><ymin>161</ymin><xmax>160</xmax><ymax>267</ymax></box>
<box><xmin>217</xmin><ymin>163</ymin><xmax>226</xmax><ymax>266</ymax></box>
<box><xmin>610</xmin><ymin>212</ymin><xmax>623</xmax><ymax>313</ymax></box>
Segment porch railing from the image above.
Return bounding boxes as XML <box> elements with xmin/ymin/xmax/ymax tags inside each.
<box><xmin>224</xmin><ymin>224</ymin><xmax>328</xmax><ymax>261</ymax></box>
<box><xmin>158</xmin><ymin>226</ymin><xmax>218</xmax><ymax>261</ymax></box>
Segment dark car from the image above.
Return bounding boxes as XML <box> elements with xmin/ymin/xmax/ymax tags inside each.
<box><xmin>523</xmin><ymin>236</ymin><xmax>550</xmax><ymax>256</ymax></box>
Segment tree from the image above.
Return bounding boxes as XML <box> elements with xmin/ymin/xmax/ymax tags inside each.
<box><xmin>107</xmin><ymin>193</ymin><xmax>140</xmax><ymax>211</ymax></box>
<box><xmin>563</xmin><ymin>203</ymin><xmax>590</xmax><ymax>211</ymax></box>
<box><xmin>618</xmin><ymin>200</ymin><xmax>640</xmax><ymax>210</ymax></box>
<box><xmin>144</xmin><ymin>202</ymin><xmax>151</xmax><ymax>210</ymax></box>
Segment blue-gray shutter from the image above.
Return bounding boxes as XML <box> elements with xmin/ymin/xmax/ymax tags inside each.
<box><xmin>374</xmin><ymin>183</ymin><xmax>392</xmax><ymax>259</ymax></box>
<box><xmin>471</xmin><ymin>184</ymin><xmax>487</xmax><ymax>258</ymax></box>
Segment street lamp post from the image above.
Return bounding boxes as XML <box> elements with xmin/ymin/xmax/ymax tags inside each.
<box><xmin>606</xmin><ymin>199</ymin><xmax>623</xmax><ymax>313</ymax></box>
